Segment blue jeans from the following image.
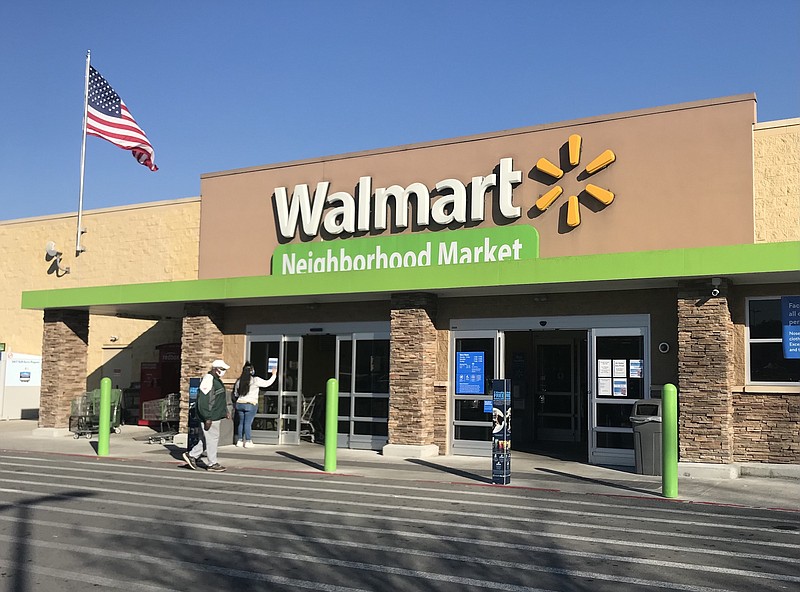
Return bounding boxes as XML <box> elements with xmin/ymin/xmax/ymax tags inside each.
<box><xmin>235</xmin><ymin>402</ymin><xmax>258</xmax><ymax>442</ymax></box>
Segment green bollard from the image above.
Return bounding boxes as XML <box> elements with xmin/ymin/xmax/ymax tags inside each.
<box><xmin>662</xmin><ymin>383</ymin><xmax>678</xmax><ymax>498</ymax></box>
<box><xmin>97</xmin><ymin>377</ymin><xmax>112</xmax><ymax>457</ymax></box>
<box><xmin>324</xmin><ymin>378</ymin><xmax>339</xmax><ymax>472</ymax></box>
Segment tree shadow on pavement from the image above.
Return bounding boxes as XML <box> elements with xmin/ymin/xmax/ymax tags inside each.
<box><xmin>0</xmin><ymin>490</ymin><xmax>95</xmax><ymax>592</ymax></box>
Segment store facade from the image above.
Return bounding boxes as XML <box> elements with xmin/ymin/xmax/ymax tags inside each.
<box><xmin>24</xmin><ymin>94</ymin><xmax>800</xmax><ymax>467</ymax></box>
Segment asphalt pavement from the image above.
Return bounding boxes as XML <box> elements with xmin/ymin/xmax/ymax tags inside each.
<box><xmin>1</xmin><ymin>419</ymin><xmax>799</xmax><ymax>512</ymax></box>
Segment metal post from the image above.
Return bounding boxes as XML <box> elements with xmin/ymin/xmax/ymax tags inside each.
<box><xmin>662</xmin><ymin>383</ymin><xmax>678</xmax><ymax>498</ymax></box>
<box><xmin>324</xmin><ymin>378</ymin><xmax>339</xmax><ymax>472</ymax></box>
<box><xmin>76</xmin><ymin>50</ymin><xmax>91</xmax><ymax>256</ymax></box>
<box><xmin>97</xmin><ymin>377</ymin><xmax>111</xmax><ymax>457</ymax></box>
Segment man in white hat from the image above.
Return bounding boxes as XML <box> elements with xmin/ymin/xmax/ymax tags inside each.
<box><xmin>183</xmin><ymin>359</ymin><xmax>232</xmax><ymax>472</ymax></box>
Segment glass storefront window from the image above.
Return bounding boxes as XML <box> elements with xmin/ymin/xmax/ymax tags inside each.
<box><xmin>338</xmin><ymin>340</ymin><xmax>353</xmax><ymax>392</ymax></box>
<box><xmin>354</xmin><ymin>421</ymin><xmax>388</xmax><ymax>436</ymax></box>
<box><xmin>354</xmin><ymin>396</ymin><xmax>389</xmax><ymax>418</ymax></box>
<box><xmin>337</xmin><ymin>334</ymin><xmax>390</xmax><ymax>447</ymax></box>
<box><xmin>596</xmin><ymin>432</ymin><xmax>634</xmax><ymax>449</ymax></box>
<box><xmin>454</xmin><ymin>425</ymin><xmax>492</xmax><ymax>441</ymax></box>
<box><xmin>747</xmin><ymin>298</ymin><xmax>800</xmax><ymax>384</ymax></box>
<box><xmin>355</xmin><ymin>339</ymin><xmax>389</xmax><ymax>393</ymax></box>
<box><xmin>454</xmin><ymin>399</ymin><xmax>491</xmax><ymax>422</ymax></box>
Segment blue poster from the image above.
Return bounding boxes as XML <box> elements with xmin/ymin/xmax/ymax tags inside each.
<box><xmin>782</xmin><ymin>296</ymin><xmax>800</xmax><ymax>359</ymax></box>
<box><xmin>456</xmin><ymin>352</ymin><xmax>485</xmax><ymax>394</ymax></box>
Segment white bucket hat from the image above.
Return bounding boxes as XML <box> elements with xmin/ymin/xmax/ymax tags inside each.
<box><xmin>211</xmin><ymin>359</ymin><xmax>230</xmax><ymax>370</ymax></box>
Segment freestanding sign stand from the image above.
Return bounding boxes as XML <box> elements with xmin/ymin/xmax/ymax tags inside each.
<box><xmin>491</xmin><ymin>379</ymin><xmax>512</xmax><ymax>485</ymax></box>
<box><xmin>187</xmin><ymin>377</ymin><xmax>201</xmax><ymax>451</ymax></box>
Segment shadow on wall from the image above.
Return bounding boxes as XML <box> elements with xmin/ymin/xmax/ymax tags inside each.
<box><xmin>86</xmin><ymin>321</ymin><xmax>182</xmax><ymax>393</ymax></box>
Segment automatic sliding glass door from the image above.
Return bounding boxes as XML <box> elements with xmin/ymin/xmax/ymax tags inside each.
<box><xmin>589</xmin><ymin>328</ymin><xmax>646</xmax><ymax>466</ymax></box>
<box><xmin>249</xmin><ymin>335</ymin><xmax>302</xmax><ymax>445</ymax></box>
<box><xmin>451</xmin><ymin>330</ymin><xmax>501</xmax><ymax>455</ymax></box>
<box><xmin>336</xmin><ymin>332</ymin><xmax>390</xmax><ymax>450</ymax></box>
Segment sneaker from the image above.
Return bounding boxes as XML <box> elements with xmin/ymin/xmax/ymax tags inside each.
<box><xmin>244</xmin><ymin>441</ymin><xmax>256</xmax><ymax>448</ymax></box>
<box><xmin>207</xmin><ymin>463</ymin><xmax>227</xmax><ymax>472</ymax></box>
<box><xmin>234</xmin><ymin>440</ymin><xmax>242</xmax><ymax>447</ymax></box>
<box><xmin>182</xmin><ymin>452</ymin><xmax>198</xmax><ymax>470</ymax></box>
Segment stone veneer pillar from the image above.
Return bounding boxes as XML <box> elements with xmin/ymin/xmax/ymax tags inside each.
<box><xmin>38</xmin><ymin>309</ymin><xmax>90</xmax><ymax>431</ymax></box>
<box><xmin>677</xmin><ymin>280</ymin><xmax>735</xmax><ymax>463</ymax></box>
<box><xmin>384</xmin><ymin>293</ymin><xmax>440</xmax><ymax>458</ymax></box>
<box><xmin>179</xmin><ymin>303</ymin><xmax>225</xmax><ymax>432</ymax></box>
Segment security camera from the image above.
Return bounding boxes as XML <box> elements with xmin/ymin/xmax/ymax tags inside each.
<box><xmin>539</xmin><ymin>320</ymin><xmax>547</xmax><ymax>327</ymax></box>
<box><xmin>710</xmin><ymin>277</ymin><xmax>721</xmax><ymax>297</ymax></box>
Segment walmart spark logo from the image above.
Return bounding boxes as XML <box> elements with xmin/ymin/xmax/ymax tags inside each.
<box><xmin>533</xmin><ymin>134</ymin><xmax>616</xmax><ymax>227</ymax></box>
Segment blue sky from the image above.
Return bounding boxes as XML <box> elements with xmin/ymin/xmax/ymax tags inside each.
<box><xmin>1</xmin><ymin>1</ymin><xmax>798</xmax><ymax>222</ymax></box>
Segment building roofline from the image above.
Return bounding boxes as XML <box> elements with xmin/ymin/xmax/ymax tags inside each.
<box><xmin>201</xmin><ymin>94</ymin><xmax>758</xmax><ymax>180</ymax></box>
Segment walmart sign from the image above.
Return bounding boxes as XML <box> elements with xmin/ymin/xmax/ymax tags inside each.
<box><xmin>273</xmin><ymin>226</ymin><xmax>538</xmax><ymax>276</ymax></box>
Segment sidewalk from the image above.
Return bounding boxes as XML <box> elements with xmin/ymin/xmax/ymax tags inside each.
<box><xmin>2</xmin><ymin>419</ymin><xmax>799</xmax><ymax>511</ymax></box>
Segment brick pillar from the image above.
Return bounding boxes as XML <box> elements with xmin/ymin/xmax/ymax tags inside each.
<box><xmin>677</xmin><ymin>280</ymin><xmax>735</xmax><ymax>463</ymax></box>
<box><xmin>179</xmin><ymin>303</ymin><xmax>225</xmax><ymax>432</ymax></box>
<box><xmin>39</xmin><ymin>309</ymin><xmax>89</xmax><ymax>429</ymax></box>
<box><xmin>384</xmin><ymin>293</ymin><xmax>440</xmax><ymax>458</ymax></box>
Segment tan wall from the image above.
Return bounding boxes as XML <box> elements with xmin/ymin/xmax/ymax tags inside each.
<box><xmin>199</xmin><ymin>96</ymin><xmax>757</xmax><ymax>280</ymax></box>
<box><xmin>0</xmin><ymin>198</ymin><xmax>201</xmax><ymax>381</ymax></box>
<box><xmin>754</xmin><ymin>119</ymin><xmax>800</xmax><ymax>243</ymax></box>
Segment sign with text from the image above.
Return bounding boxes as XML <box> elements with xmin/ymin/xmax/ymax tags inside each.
<box><xmin>491</xmin><ymin>378</ymin><xmax>512</xmax><ymax>485</ymax></box>
<box><xmin>274</xmin><ymin>226</ymin><xmax>538</xmax><ymax>277</ymax></box>
<box><xmin>456</xmin><ymin>351</ymin><xmax>485</xmax><ymax>395</ymax></box>
<box><xmin>782</xmin><ymin>296</ymin><xmax>800</xmax><ymax>359</ymax></box>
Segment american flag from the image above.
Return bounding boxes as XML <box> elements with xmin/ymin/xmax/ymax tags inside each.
<box><xmin>86</xmin><ymin>66</ymin><xmax>158</xmax><ymax>171</ymax></box>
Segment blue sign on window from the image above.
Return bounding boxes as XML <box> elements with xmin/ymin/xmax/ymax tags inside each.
<box><xmin>456</xmin><ymin>351</ymin><xmax>485</xmax><ymax>394</ymax></box>
<box><xmin>782</xmin><ymin>296</ymin><xmax>800</xmax><ymax>359</ymax></box>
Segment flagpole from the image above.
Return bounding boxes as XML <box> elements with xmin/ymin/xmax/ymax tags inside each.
<box><xmin>75</xmin><ymin>50</ymin><xmax>90</xmax><ymax>256</ymax></box>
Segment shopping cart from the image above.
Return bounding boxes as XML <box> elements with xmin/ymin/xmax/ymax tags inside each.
<box><xmin>300</xmin><ymin>393</ymin><xmax>319</xmax><ymax>440</ymax></box>
<box><xmin>141</xmin><ymin>393</ymin><xmax>181</xmax><ymax>444</ymax></box>
<box><xmin>69</xmin><ymin>389</ymin><xmax>123</xmax><ymax>439</ymax></box>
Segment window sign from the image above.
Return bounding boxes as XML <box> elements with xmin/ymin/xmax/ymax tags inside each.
<box><xmin>4</xmin><ymin>353</ymin><xmax>41</xmax><ymax>387</ymax></box>
<box><xmin>748</xmin><ymin>298</ymin><xmax>800</xmax><ymax>383</ymax></box>
<box><xmin>598</xmin><ymin>377</ymin><xmax>612</xmax><ymax>396</ymax></box>
<box><xmin>629</xmin><ymin>359</ymin><xmax>642</xmax><ymax>378</ymax></box>
<box><xmin>613</xmin><ymin>378</ymin><xmax>628</xmax><ymax>397</ymax></box>
<box><xmin>598</xmin><ymin>359</ymin><xmax>612</xmax><ymax>378</ymax></box>
<box><xmin>613</xmin><ymin>359</ymin><xmax>627</xmax><ymax>377</ymax></box>
<box><xmin>456</xmin><ymin>352</ymin><xmax>485</xmax><ymax>394</ymax></box>
<box><xmin>782</xmin><ymin>296</ymin><xmax>800</xmax><ymax>359</ymax></box>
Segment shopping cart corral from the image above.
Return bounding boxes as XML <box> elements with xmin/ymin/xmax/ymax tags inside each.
<box><xmin>140</xmin><ymin>393</ymin><xmax>180</xmax><ymax>444</ymax></box>
<box><xmin>69</xmin><ymin>389</ymin><xmax>123</xmax><ymax>439</ymax></box>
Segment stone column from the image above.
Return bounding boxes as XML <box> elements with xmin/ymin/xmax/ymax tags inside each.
<box><xmin>179</xmin><ymin>303</ymin><xmax>225</xmax><ymax>432</ymax></box>
<box><xmin>677</xmin><ymin>280</ymin><xmax>735</xmax><ymax>463</ymax></box>
<box><xmin>38</xmin><ymin>309</ymin><xmax>90</xmax><ymax>432</ymax></box>
<box><xmin>384</xmin><ymin>293</ymin><xmax>440</xmax><ymax>458</ymax></box>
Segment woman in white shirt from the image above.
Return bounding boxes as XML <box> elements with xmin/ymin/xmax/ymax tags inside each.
<box><xmin>233</xmin><ymin>361</ymin><xmax>277</xmax><ymax>448</ymax></box>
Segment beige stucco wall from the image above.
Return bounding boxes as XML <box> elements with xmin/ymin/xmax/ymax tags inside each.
<box><xmin>0</xmin><ymin>198</ymin><xmax>201</xmax><ymax>381</ymax></box>
<box><xmin>753</xmin><ymin>119</ymin><xmax>800</xmax><ymax>243</ymax></box>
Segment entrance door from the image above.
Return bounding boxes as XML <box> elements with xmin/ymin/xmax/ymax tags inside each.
<box><xmin>534</xmin><ymin>339</ymin><xmax>579</xmax><ymax>442</ymax></box>
<box><xmin>336</xmin><ymin>332</ymin><xmax>390</xmax><ymax>450</ymax></box>
<box><xmin>249</xmin><ymin>335</ymin><xmax>302</xmax><ymax>445</ymax></box>
<box><xmin>451</xmin><ymin>331</ymin><xmax>500</xmax><ymax>455</ymax></box>
<box><xmin>590</xmin><ymin>328</ymin><xmax>646</xmax><ymax>466</ymax></box>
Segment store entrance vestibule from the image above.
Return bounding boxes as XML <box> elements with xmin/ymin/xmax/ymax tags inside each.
<box><xmin>450</xmin><ymin>315</ymin><xmax>649</xmax><ymax>466</ymax></box>
<box><xmin>504</xmin><ymin>331</ymin><xmax>588</xmax><ymax>461</ymax></box>
<box><xmin>246</xmin><ymin>323</ymin><xmax>390</xmax><ymax>449</ymax></box>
